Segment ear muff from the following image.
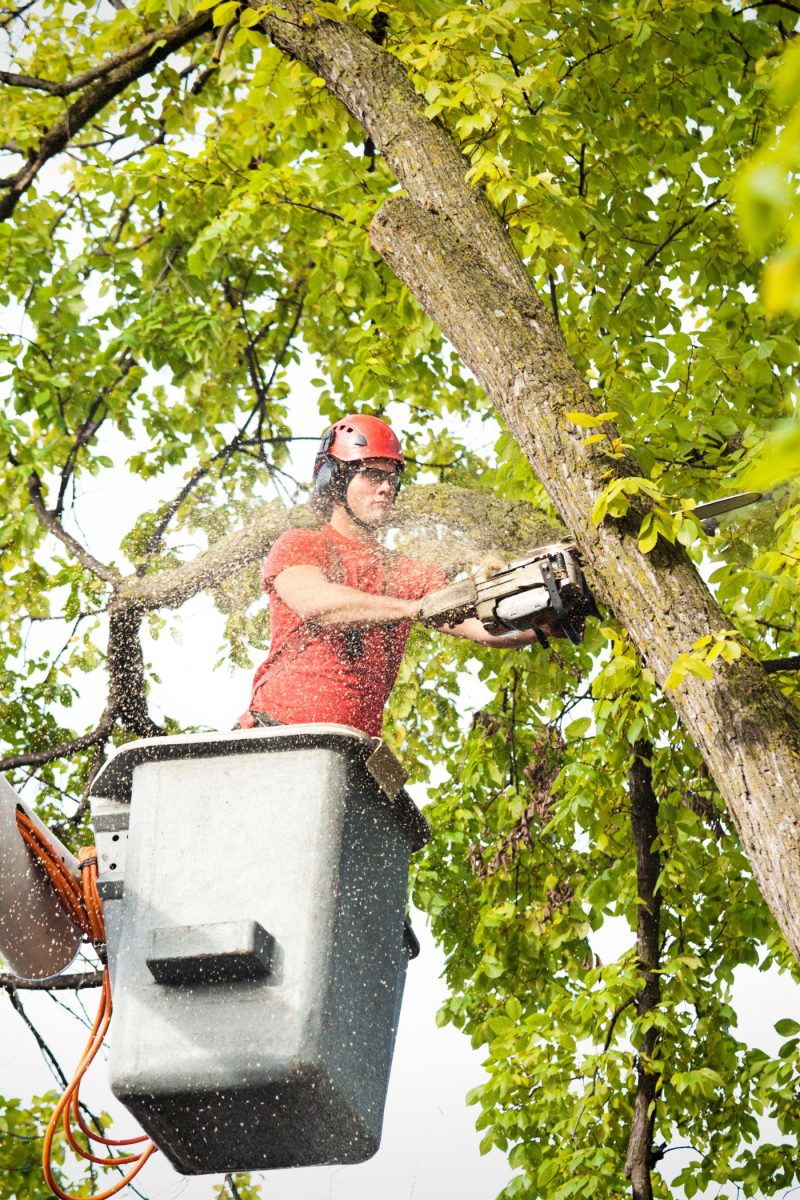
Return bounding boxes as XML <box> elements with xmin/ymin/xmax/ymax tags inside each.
<box><xmin>314</xmin><ymin>456</ymin><xmax>346</xmax><ymax>500</ymax></box>
<box><xmin>314</xmin><ymin>458</ymin><xmax>334</xmax><ymax>496</ymax></box>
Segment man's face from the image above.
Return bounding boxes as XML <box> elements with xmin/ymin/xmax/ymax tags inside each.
<box><xmin>344</xmin><ymin>458</ymin><xmax>402</xmax><ymax>528</ymax></box>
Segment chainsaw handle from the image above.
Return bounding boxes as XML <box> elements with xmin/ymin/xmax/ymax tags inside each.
<box><xmin>418</xmin><ymin>579</ymin><xmax>478</xmax><ymax>628</ymax></box>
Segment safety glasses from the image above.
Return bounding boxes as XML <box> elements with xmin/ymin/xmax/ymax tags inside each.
<box><xmin>354</xmin><ymin>466</ymin><xmax>403</xmax><ymax>491</ymax></box>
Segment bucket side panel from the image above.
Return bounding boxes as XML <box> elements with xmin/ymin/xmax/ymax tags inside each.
<box><xmin>317</xmin><ymin>764</ymin><xmax>415</xmax><ymax>1151</ymax></box>
<box><xmin>108</xmin><ymin>747</ymin><xmax>339</xmax><ymax>1101</ymax></box>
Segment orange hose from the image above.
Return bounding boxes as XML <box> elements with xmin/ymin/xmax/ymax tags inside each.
<box><xmin>15</xmin><ymin>813</ymin><xmax>88</xmax><ymax>935</ymax></box>
<box><xmin>70</xmin><ymin>1091</ymin><xmax>149</xmax><ymax>1150</ymax></box>
<box><xmin>15</xmin><ymin>810</ymin><xmax>157</xmax><ymax>1198</ymax></box>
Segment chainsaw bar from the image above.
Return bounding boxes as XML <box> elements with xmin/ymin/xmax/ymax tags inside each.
<box><xmin>691</xmin><ymin>491</ymin><xmax>764</xmax><ymax>520</ymax></box>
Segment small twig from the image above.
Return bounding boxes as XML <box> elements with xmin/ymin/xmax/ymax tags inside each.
<box><xmin>5</xmin><ymin>986</ymin><xmax>70</xmax><ymax>1088</ymax></box>
<box><xmin>763</xmin><ymin>655</ymin><xmax>800</xmax><ymax>673</ymax></box>
<box><xmin>509</xmin><ymin>669</ymin><xmax>519</xmax><ymax>792</ymax></box>
<box><xmin>604</xmin><ymin>995</ymin><xmax>636</xmax><ymax>1053</ymax></box>
<box><xmin>28</xmin><ymin>472</ymin><xmax>121</xmax><ymax>583</ymax></box>
<box><xmin>612</xmin><ymin>198</ymin><xmax>722</xmax><ymax>316</ymax></box>
<box><xmin>733</xmin><ymin>1</ymin><xmax>800</xmax><ymax>13</ymax></box>
<box><xmin>0</xmin><ymin>0</ymin><xmax>36</xmax><ymax>29</ymax></box>
<box><xmin>548</xmin><ymin>272</ymin><xmax>562</xmax><ymax>333</ymax></box>
<box><xmin>56</xmin><ymin>352</ymin><xmax>137</xmax><ymax>516</ymax></box>
<box><xmin>225</xmin><ymin>1175</ymin><xmax>244</xmax><ymax>1200</ymax></box>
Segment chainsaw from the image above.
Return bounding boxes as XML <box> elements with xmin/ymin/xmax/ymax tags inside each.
<box><xmin>419</xmin><ymin>491</ymin><xmax>767</xmax><ymax>645</ymax></box>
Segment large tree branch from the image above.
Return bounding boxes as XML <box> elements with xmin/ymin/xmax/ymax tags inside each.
<box><xmin>106</xmin><ymin>605</ymin><xmax>162</xmax><ymax>738</ymax></box>
<box><xmin>0</xmin><ymin>708</ymin><xmax>115</xmax><ymax>772</ymax></box>
<box><xmin>235</xmin><ymin>1</ymin><xmax>800</xmax><ymax>958</ymax></box>
<box><xmin>0</xmin><ymin>10</ymin><xmax>213</xmax><ymax>222</ymax></box>
<box><xmin>8</xmin><ymin>485</ymin><xmax>551</xmax><ymax>771</ymax></box>
<box><xmin>253</xmin><ymin>1</ymin><xmax>533</xmax><ymax>301</ymax></box>
<box><xmin>0</xmin><ymin>18</ymin><xmax>207</xmax><ymax>96</ymax></box>
<box><xmin>4</xmin><ymin>0</ymin><xmax>798</xmax><ymax>963</ymax></box>
<box><xmin>116</xmin><ymin>487</ymin><xmax>562</xmax><ymax>612</ymax></box>
<box><xmin>624</xmin><ymin>742</ymin><xmax>662</xmax><ymax>1200</ymax></box>
<box><xmin>367</xmin><ymin>196</ymin><xmax>800</xmax><ymax>961</ymax></box>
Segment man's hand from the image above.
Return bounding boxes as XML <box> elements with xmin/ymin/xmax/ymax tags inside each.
<box><xmin>420</xmin><ymin>580</ymin><xmax>566</xmax><ymax>646</ymax></box>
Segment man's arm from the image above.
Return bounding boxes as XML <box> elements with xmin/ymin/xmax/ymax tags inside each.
<box><xmin>438</xmin><ymin>616</ymin><xmax>547</xmax><ymax>648</ymax></box>
<box><xmin>273</xmin><ymin>565</ymin><xmax>420</xmax><ymax>627</ymax></box>
<box><xmin>274</xmin><ymin>566</ymin><xmax>552</xmax><ymax>644</ymax></box>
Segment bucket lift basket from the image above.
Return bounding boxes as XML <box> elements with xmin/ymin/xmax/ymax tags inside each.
<box><xmin>89</xmin><ymin>725</ymin><xmax>428</xmax><ymax>1175</ymax></box>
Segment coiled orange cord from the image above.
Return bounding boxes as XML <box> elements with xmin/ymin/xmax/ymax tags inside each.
<box><xmin>15</xmin><ymin>809</ymin><xmax>157</xmax><ymax>1198</ymax></box>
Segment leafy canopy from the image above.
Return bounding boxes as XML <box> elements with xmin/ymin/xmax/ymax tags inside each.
<box><xmin>1</xmin><ymin>2</ymin><xmax>799</xmax><ymax>1199</ymax></box>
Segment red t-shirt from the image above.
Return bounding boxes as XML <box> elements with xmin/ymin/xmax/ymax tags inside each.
<box><xmin>243</xmin><ymin>524</ymin><xmax>447</xmax><ymax>737</ymax></box>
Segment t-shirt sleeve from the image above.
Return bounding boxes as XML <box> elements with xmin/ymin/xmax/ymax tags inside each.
<box><xmin>261</xmin><ymin>530</ymin><xmax>328</xmax><ymax>592</ymax></box>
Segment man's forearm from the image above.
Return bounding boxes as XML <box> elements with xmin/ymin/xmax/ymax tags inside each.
<box><xmin>274</xmin><ymin>566</ymin><xmax>420</xmax><ymax>627</ymax></box>
<box><xmin>310</xmin><ymin>582</ymin><xmax>419</xmax><ymax>627</ymax></box>
<box><xmin>441</xmin><ymin>617</ymin><xmax>544</xmax><ymax>647</ymax></box>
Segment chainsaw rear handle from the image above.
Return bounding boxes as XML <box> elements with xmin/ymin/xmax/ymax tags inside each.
<box><xmin>418</xmin><ymin>579</ymin><xmax>478</xmax><ymax>627</ymax></box>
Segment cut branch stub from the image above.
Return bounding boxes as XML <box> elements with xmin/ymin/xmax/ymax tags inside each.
<box><xmin>251</xmin><ymin>0</ymin><xmax>533</xmax><ymax>300</ymax></box>
<box><xmin>116</xmin><ymin>489</ymin><xmax>563</xmax><ymax>613</ymax></box>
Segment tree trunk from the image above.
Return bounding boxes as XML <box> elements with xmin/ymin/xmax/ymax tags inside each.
<box><xmin>255</xmin><ymin>3</ymin><xmax>800</xmax><ymax>962</ymax></box>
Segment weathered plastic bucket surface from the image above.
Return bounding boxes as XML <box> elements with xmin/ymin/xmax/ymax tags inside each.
<box><xmin>90</xmin><ymin>725</ymin><xmax>428</xmax><ymax>1174</ymax></box>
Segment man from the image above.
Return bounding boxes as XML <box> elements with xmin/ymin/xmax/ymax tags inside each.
<box><xmin>240</xmin><ymin>414</ymin><xmax>547</xmax><ymax>737</ymax></box>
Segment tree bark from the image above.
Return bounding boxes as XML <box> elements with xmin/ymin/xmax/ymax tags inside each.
<box><xmin>624</xmin><ymin>743</ymin><xmax>662</xmax><ymax>1200</ymax></box>
<box><xmin>105</xmin><ymin>606</ymin><xmax>161</xmax><ymax>738</ymax></box>
<box><xmin>249</xmin><ymin>4</ymin><xmax>800</xmax><ymax>963</ymax></box>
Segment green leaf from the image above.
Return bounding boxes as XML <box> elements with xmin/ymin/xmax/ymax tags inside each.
<box><xmin>212</xmin><ymin>1</ymin><xmax>240</xmax><ymax>25</ymax></box>
<box><xmin>565</xmin><ymin>410</ymin><xmax>618</xmax><ymax>429</ymax></box>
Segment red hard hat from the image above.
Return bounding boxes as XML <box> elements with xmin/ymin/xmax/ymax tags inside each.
<box><xmin>314</xmin><ymin>414</ymin><xmax>404</xmax><ymax>475</ymax></box>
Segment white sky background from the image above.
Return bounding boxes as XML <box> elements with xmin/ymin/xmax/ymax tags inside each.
<box><xmin>2</xmin><ymin>315</ymin><xmax>799</xmax><ymax>1200</ymax></box>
